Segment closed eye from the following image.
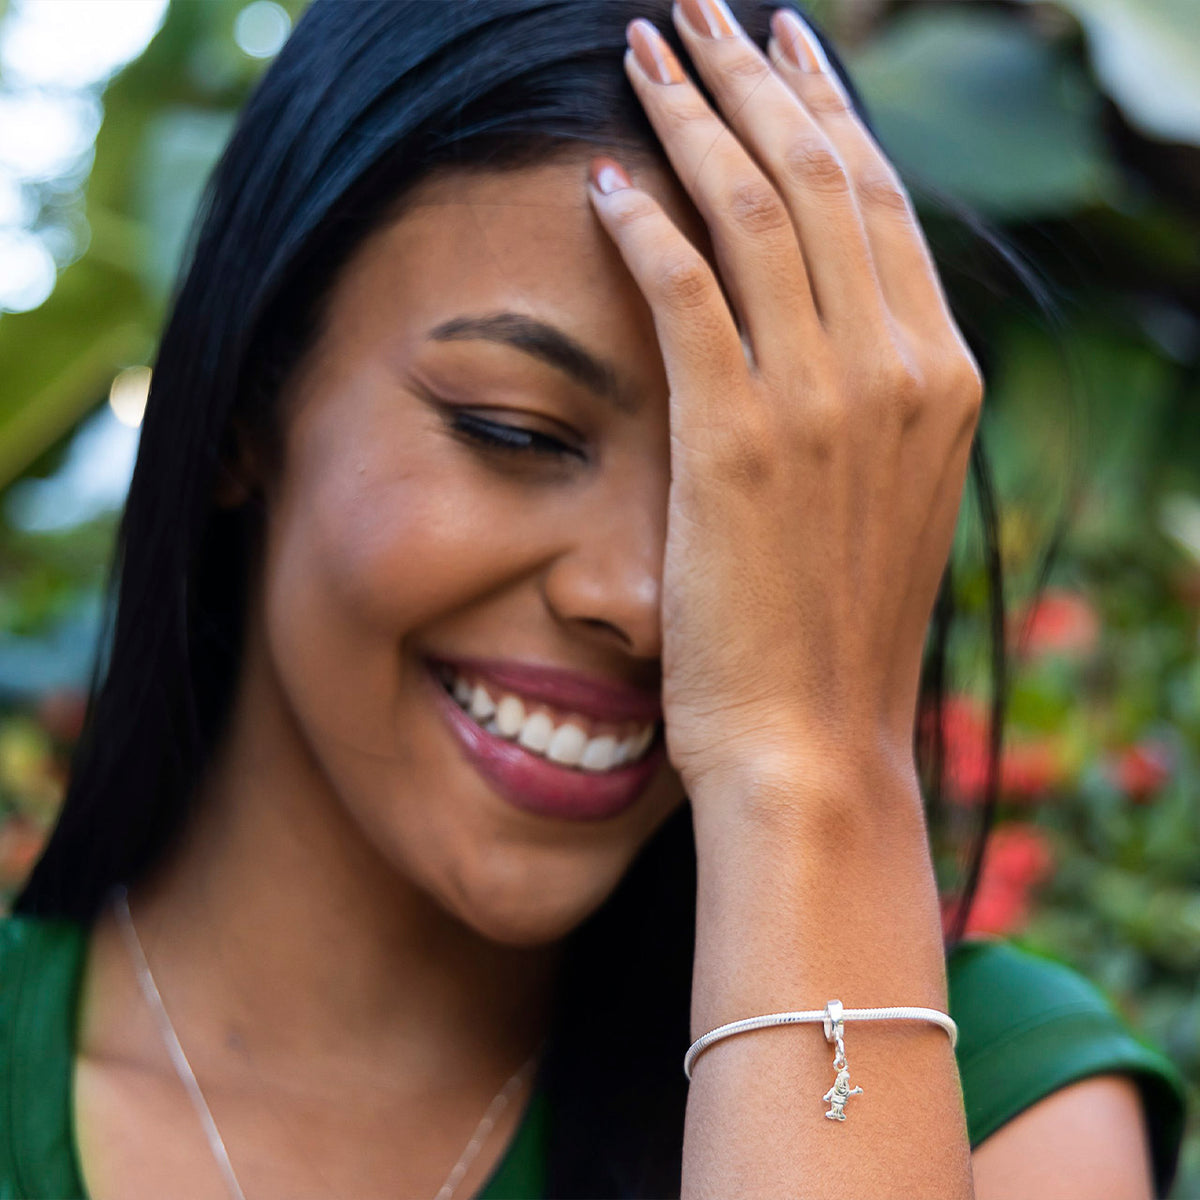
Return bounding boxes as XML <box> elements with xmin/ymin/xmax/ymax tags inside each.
<box><xmin>448</xmin><ymin>411</ymin><xmax>584</xmax><ymax>461</ymax></box>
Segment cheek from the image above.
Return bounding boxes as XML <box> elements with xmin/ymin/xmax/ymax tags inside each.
<box><xmin>258</xmin><ymin>393</ymin><xmax>546</xmax><ymax>743</ymax></box>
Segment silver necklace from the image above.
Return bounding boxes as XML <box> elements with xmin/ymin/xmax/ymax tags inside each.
<box><xmin>111</xmin><ymin>885</ymin><xmax>541</xmax><ymax>1200</ymax></box>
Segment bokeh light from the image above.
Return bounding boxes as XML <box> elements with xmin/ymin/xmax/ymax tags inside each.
<box><xmin>0</xmin><ymin>0</ymin><xmax>168</xmax><ymax>89</ymax></box>
<box><xmin>0</xmin><ymin>91</ymin><xmax>99</xmax><ymax>181</ymax></box>
<box><xmin>0</xmin><ymin>228</ymin><xmax>56</xmax><ymax>312</ymax></box>
<box><xmin>234</xmin><ymin>1</ymin><xmax>291</xmax><ymax>60</ymax></box>
<box><xmin>108</xmin><ymin>365</ymin><xmax>152</xmax><ymax>429</ymax></box>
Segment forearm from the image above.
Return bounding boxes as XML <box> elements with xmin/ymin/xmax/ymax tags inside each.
<box><xmin>681</xmin><ymin>755</ymin><xmax>973</xmax><ymax>1200</ymax></box>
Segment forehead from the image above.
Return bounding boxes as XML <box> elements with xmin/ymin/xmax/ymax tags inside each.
<box><xmin>316</xmin><ymin>155</ymin><xmax>708</xmax><ymax>376</ymax></box>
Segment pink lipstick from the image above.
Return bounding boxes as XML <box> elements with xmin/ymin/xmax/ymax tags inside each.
<box><xmin>423</xmin><ymin>662</ymin><xmax>666</xmax><ymax>821</ymax></box>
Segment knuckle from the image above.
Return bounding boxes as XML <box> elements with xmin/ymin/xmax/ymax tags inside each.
<box><xmin>606</xmin><ymin>190</ymin><xmax>660</xmax><ymax>231</ymax></box>
<box><xmin>889</xmin><ymin>360</ymin><xmax>925</xmax><ymax>402</ymax></box>
<box><xmin>950</xmin><ymin>358</ymin><xmax>985</xmax><ymax>426</ymax></box>
<box><xmin>803</xmin><ymin>77</ymin><xmax>853</xmax><ymax>118</ymax></box>
<box><xmin>724</xmin><ymin>49</ymin><xmax>771</xmax><ymax>83</ymax></box>
<box><xmin>954</xmin><ymin>356</ymin><xmax>985</xmax><ymax>402</ymax></box>
<box><xmin>872</xmin><ymin>356</ymin><xmax>925</xmax><ymax>423</ymax></box>
<box><xmin>725</xmin><ymin>178</ymin><xmax>791</xmax><ymax>236</ymax></box>
<box><xmin>663</xmin><ymin>94</ymin><xmax>711</xmax><ymax>136</ymax></box>
<box><xmin>655</xmin><ymin>253</ymin><xmax>714</xmax><ymax>311</ymax></box>
<box><xmin>800</xmin><ymin>396</ymin><xmax>847</xmax><ymax>458</ymax></box>
<box><xmin>783</xmin><ymin>136</ymin><xmax>849</xmax><ymax>194</ymax></box>
<box><xmin>856</xmin><ymin>170</ymin><xmax>910</xmax><ymax>216</ymax></box>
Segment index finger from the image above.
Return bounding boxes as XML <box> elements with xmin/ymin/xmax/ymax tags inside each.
<box><xmin>585</xmin><ymin>157</ymin><xmax>750</xmax><ymax>445</ymax></box>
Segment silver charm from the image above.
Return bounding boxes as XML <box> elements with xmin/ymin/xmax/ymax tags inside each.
<box><xmin>822</xmin><ymin>1000</ymin><xmax>863</xmax><ymax>1121</ymax></box>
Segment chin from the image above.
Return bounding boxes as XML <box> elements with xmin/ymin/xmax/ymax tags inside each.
<box><xmin>465</xmin><ymin>906</ymin><xmax>590</xmax><ymax>949</ymax></box>
<box><xmin>445</xmin><ymin>847</ymin><xmax>629</xmax><ymax>948</ymax></box>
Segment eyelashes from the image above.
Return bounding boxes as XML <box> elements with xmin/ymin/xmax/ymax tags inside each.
<box><xmin>448</xmin><ymin>410</ymin><xmax>583</xmax><ymax>462</ymax></box>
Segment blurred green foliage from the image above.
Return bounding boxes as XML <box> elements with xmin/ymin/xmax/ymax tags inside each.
<box><xmin>1</xmin><ymin>0</ymin><xmax>1198</xmax><ymax>1191</ymax></box>
<box><xmin>0</xmin><ymin>0</ymin><xmax>303</xmax><ymax>485</ymax></box>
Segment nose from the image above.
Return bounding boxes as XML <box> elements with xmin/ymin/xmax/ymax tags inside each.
<box><xmin>540</xmin><ymin>475</ymin><xmax>666</xmax><ymax>661</ymax></box>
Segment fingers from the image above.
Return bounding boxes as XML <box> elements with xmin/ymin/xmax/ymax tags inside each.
<box><xmin>585</xmin><ymin>157</ymin><xmax>748</xmax><ymax>442</ymax></box>
<box><xmin>765</xmin><ymin>7</ymin><xmax>957</xmax><ymax>338</ymax></box>
<box><xmin>600</xmin><ymin>2</ymin><xmax>982</xmax><ymax>415</ymax></box>
<box><xmin>665</xmin><ymin>0</ymin><xmax>888</xmax><ymax>343</ymax></box>
<box><xmin>623</xmin><ymin>18</ymin><xmax>823</xmax><ymax>363</ymax></box>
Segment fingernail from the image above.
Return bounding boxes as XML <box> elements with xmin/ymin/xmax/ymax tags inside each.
<box><xmin>771</xmin><ymin>8</ymin><xmax>828</xmax><ymax>72</ymax></box>
<box><xmin>627</xmin><ymin>18</ymin><xmax>686</xmax><ymax>84</ymax></box>
<box><xmin>677</xmin><ymin>0</ymin><xmax>737</xmax><ymax>39</ymax></box>
<box><xmin>590</xmin><ymin>156</ymin><xmax>632</xmax><ymax>195</ymax></box>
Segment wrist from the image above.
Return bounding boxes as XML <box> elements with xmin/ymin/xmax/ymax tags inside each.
<box><xmin>686</xmin><ymin>743</ymin><xmax>925</xmax><ymax>851</ymax></box>
<box><xmin>686</xmin><ymin>757</ymin><xmax>949</xmax><ymax>1040</ymax></box>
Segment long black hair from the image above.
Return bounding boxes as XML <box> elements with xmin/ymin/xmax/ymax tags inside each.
<box><xmin>16</xmin><ymin>2</ymin><xmax>1013</xmax><ymax>1194</ymax></box>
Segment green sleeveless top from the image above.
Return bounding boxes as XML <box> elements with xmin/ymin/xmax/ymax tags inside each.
<box><xmin>0</xmin><ymin>916</ymin><xmax>1185</xmax><ymax>1198</ymax></box>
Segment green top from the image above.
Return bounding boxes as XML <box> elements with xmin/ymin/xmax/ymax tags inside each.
<box><xmin>0</xmin><ymin>916</ymin><xmax>1185</xmax><ymax>1199</ymax></box>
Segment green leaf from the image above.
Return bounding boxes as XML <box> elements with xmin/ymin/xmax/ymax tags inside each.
<box><xmin>1021</xmin><ymin>0</ymin><xmax>1200</xmax><ymax>146</ymax></box>
<box><xmin>0</xmin><ymin>255</ymin><xmax>153</xmax><ymax>489</ymax></box>
<box><xmin>848</xmin><ymin>8</ymin><xmax>1112</xmax><ymax>218</ymax></box>
<box><xmin>0</xmin><ymin>0</ymin><xmax>275</xmax><ymax>489</ymax></box>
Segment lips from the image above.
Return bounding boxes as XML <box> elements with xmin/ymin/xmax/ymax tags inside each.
<box><xmin>423</xmin><ymin>660</ymin><xmax>666</xmax><ymax>821</ymax></box>
<box><xmin>425</xmin><ymin>654</ymin><xmax>662</xmax><ymax>725</ymax></box>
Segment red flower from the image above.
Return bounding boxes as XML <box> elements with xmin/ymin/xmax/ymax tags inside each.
<box><xmin>926</xmin><ymin>696</ymin><xmax>1064</xmax><ymax>805</ymax></box>
<box><xmin>1013</xmin><ymin>589</ymin><xmax>1100</xmax><ymax>660</ymax></box>
<box><xmin>1109</xmin><ymin>740</ymin><xmax>1174</xmax><ymax>803</ymax></box>
<box><xmin>956</xmin><ymin>878</ymin><xmax>1030</xmax><ymax>937</ymax></box>
<box><xmin>945</xmin><ymin>824</ymin><xmax>1055</xmax><ymax>937</ymax></box>
<box><xmin>985</xmin><ymin>823</ymin><xmax>1055</xmax><ymax>887</ymax></box>
<box><xmin>927</xmin><ymin>695</ymin><xmax>989</xmax><ymax>804</ymax></box>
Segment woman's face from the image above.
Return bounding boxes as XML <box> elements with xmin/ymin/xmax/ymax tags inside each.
<box><xmin>246</xmin><ymin>156</ymin><xmax>703</xmax><ymax>947</ymax></box>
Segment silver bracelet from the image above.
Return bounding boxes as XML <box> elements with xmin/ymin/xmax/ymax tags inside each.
<box><xmin>684</xmin><ymin>1000</ymin><xmax>958</xmax><ymax>1122</ymax></box>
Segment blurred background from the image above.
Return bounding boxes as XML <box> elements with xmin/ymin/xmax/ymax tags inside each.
<box><xmin>0</xmin><ymin>0</ymin><xmax>1196</xmax><ymax>1190</ymax></box>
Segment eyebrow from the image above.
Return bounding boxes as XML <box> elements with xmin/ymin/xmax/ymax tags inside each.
<box><xmin>427</xmin><ymin>312</ymin><xmax>639</xmax><ymax>415</ymax></box>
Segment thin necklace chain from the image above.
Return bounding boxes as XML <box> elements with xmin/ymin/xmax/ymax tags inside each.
<box><xmin>111</xmin><ymin>885</ymin><xmax>541</xmax><ymax>1200</ymax></box>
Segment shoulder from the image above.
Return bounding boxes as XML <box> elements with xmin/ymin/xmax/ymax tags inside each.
<box><xmin>0</xmin><ymin>912</ymin><xmax>90</xmax><ymax>1199</ymax></box>
<box><xmin>946</xmin><ymin>936</ymin><xmax>1186</xmax><ymax>1195</ymax></box>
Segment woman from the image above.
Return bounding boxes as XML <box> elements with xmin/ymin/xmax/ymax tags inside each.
<box><xmin>0</xmin><ymin>1</ymin><xmax>1184</xmax><ymax>1196</ymax></box>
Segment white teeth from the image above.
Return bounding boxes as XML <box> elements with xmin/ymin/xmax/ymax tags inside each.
<box><xmin>443</xmin><ymin>668</ymin><xmax>656</xmax><ymax>773</ymax></box>
<box><xmin>609</xmin><ymin>725</ymin><xmax>655</xmax><ymax>767</ymax></box>
<box><xmin>469</xmin><ymin>684</ymin><xmax>496</xmax><ymax>721</ymax></box>
<box><xmin>580</xmin><ymin>735</ymin><xmax>618</xmax><ymax>773</ymax></box>
<box><xmin>495</xmin><ymin>695</ymin><xmax>525</xmax><ymax>738</ymax></box>
<box><xmin>545</xmin><ymin>722</ymin><xmax>587</xmax><ymax>766</ymax></box>
<box><xmin>517</xmin><ymin>711</ymin><xmax>554</xmax><ymax>753</ymax></box>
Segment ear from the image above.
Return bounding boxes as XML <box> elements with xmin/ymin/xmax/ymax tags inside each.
<box><xmin>212</xmin><ymin>417</ymin><xmax>265</xmax><ymax>509</ymax></box>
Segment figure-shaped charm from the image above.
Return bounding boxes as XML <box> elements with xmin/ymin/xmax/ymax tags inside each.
<box><xmin>821</xmin><ymin>1000</ymin><xmax>863</xmax><ymax>1122</ymax></box>
<box><xmin>823</xmin><ymin>1066</ymin><xmax>864</xmax><ymax>1120</ymax></box>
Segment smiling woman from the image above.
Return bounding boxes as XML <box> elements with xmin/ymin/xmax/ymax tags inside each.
<box><xmin>0</xmin><ymin>2</ymin><xmax>1185</xmax><ymax>1199</ymax></box>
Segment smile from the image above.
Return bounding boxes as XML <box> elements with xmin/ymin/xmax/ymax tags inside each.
<box><xmin>423</xmin><ymin>660</ymin><xmax>667</xmax><ymax>822</ymax></box>
<box><xmin>435</xmin><ymin>664</ymin><xmax>658</xmax><ymax>774</ymax></box>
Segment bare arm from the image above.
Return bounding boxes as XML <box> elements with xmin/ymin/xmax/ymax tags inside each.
<box><xmin>972</xmin><ymin>1075</ymin><xmax>1155</xmax><ymax>1200</ymax></box>
<box><xmin>683</xmin><ymin>761</ymin><xmax>970</xmax><ymax>1198</ymax></box>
